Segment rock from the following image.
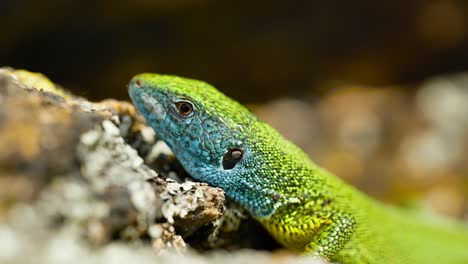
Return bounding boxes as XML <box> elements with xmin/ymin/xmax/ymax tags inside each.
<box><xmin>0</xmin><ymin>68</ymin><xmax>103</xmax><ymax>203</ymax></box>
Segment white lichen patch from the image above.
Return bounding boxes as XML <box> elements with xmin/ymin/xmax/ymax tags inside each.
<box><xmin>208</xmin><ymin>200</ymin><xmax>248</xmax><ymax>247</ymax></box>
<box><xmin>0</xmin><ymin>226</ymin><xmax>24</xmax><ymax>260</ymax></box>
<box><xmin>38</xmin><ymin>178</ymin><xmax>110</xmax><ymax>221</ymax></box>
<box><xmin>161</xmin><ymin>179</ymin><xmax>203</xmax><ymax>223</ymax></box>
<box><xmin>146</xmin><ymin>140</ymin><xmax>174</xmax><ymax>163</ymax></box>
<box><xmin>77</xmin><ymin>119</ymin><xmax>158</xmax><ymax>222</ymax></box>
<box><xmin>128</xmin><ymin>181</ymin><xmax>157</xmax><ymax>219</ymax></box>
<box><xmin>140</xmin><ymin>126</ymin><xmax>157</xmax><ymax>144</ymax></box>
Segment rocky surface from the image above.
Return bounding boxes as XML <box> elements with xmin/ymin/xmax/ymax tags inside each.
<box><xmin>0</xmin><ymin>68</ymin><xmax>327</xmax><ymax>263</ymax></box>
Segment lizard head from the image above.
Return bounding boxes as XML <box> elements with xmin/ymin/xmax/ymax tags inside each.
<box><xmin>129</xmin><ymin>73</ymin><xmax>305</xmax><ymax>218</ymax></box>
<box><xmin>128</xmin><ymin>73</ymin><xmax>256</xmax><ymax>186</ymax></box>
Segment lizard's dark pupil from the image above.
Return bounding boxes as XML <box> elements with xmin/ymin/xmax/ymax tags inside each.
<box><xmin>177</xmin><ymin>102</ymin><xmax>192</xmax><ymax>116</ymax></box>
<box><xmin>223</xmin><ymin>148</ymin><xmax>243</xmax><ymax>170</ymax></box>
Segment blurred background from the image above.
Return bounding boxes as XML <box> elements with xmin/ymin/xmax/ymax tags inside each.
<box><xmin>1</xmin><ymin>0</ymin><xmax>467</xmax><ymax>219</ymax></box>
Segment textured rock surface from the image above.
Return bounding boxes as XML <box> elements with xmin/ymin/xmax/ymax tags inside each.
<box><xmin>0</xmin><ymin>68</ymin><xmax>326</xmax><ymax>263</ymax></box>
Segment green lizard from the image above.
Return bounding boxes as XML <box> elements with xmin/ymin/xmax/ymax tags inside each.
<box><xmin>128</xmin><ymin>73</ymin><xmax>468</xmax><ymax>263</ymax></box>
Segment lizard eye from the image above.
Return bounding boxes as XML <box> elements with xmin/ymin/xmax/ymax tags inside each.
<box><xmin>222</xmin><ymin>148</ymin><xmax>244</xmax><ymax>170</ymax></box>
<box><xmin>174</xmin><ymin>101</ymin><xmax>194</xmax><ymax>117</ymax></box>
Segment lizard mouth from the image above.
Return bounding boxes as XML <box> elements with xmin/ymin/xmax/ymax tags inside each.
<box><xmin>128</xmin><ymin>79</ymin><xmax>167</xmax><ymax>121</ymax></box>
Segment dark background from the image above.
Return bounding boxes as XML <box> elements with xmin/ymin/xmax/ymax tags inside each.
<box><xmin>1</xmin><ymin>0</ymin><xmax>468</xmax><ymax>102</ymax></box>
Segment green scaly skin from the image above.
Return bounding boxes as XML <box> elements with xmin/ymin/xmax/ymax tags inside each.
<box><xmin>128</xmin><ymin>73</ymin><xmax>468</xmax><ymax>263</ymax></box>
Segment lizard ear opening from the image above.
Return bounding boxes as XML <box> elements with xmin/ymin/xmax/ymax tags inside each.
<box><xmin>222</xmin><ymin>148</ymin><xmax>243</xmax><ymax>170</ymax></box>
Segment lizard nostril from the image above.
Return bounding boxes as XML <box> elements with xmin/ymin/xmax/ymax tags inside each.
<box><xmin>135</xmin><ymin>79</ymin><xmax>142</xmax><ymax>86</ymax></box>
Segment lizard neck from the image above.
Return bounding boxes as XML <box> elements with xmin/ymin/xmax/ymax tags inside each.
<box><xmin>220</xmin><ymin>121</ymin><xmax>342</xmax><ymax>219</ymax></box>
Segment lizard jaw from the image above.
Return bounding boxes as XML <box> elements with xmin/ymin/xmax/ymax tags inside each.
<box><xmin>128</xmin><ymin>80</ymin><xmax>167</xmax><ymax>121</ymax></box>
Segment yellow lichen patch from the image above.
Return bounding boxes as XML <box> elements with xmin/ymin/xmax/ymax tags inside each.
<box><xmin>0</xmin><ymin>91</ymin><xmax>72</xmax><ymax>161</ymax></box>
<box><xmin>96</xmin><ymin>99</ymin><xmax>136</xmax><ymax>116</ymax></box>
<box><xmin>12</xmin><ymin>69</ymin><xmax>68</xmax><ymax>99</ymax></box>
<box><xmin>0</xmin><ymin>120</ymin><xmax>40</xmax><ymax>160</ymax></box>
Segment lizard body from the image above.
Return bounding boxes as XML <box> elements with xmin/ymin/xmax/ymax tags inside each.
<box><xmin>128</xmin><ymin>73</ymin><xmax>468</xmax><ymax>263</ymax></box>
